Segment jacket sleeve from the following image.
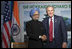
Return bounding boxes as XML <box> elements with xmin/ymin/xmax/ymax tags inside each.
<box><xmin>60</xmin><ymin>17</ymin><xmax>67</xmax><ymax>42</ymax></box>
<box><xmin>41</xmin><ymin>22</ymin><xmax>46</xmax><ymax>35</ymax></box>
<box><xmin>26</xmin><ymin>22</ymin><xmax>40</xmax><ymax>41</ymax></box>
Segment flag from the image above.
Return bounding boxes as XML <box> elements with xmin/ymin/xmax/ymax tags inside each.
<box><xmin>13</xmin><ymin>1</ymin><xmax>20</xmax><ymax>26</ymax></box>
<box><xmin>11</xmin><ymin>1</ymin><xmax>21</xmax><ymax>42</ymax></box>
<box><xmin>2</xmin><ymin>1</ymin><xmax>12</xmax><ymax>48</ymax></box>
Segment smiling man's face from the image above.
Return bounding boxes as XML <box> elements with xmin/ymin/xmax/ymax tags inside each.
<box><xmin>32</xmin><ymin>11</ymin><xmax>40</xmax><ymax>20</ymax></box>
<box><xmin>46</xmin><ymin>6</ymin><xmax>54</xmax><ymax>17</ymax></box>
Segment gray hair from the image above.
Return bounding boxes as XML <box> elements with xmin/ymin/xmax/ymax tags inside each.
<box><xmin>46</xmin><ymin>6</ymin><xmax>54</xmax><ymax>12</ymax></box>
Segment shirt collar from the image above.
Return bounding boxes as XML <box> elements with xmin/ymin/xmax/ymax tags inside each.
<box><xmin>48</xmin><ymin>15</ymin><xmax>54</xmax><ymax>20</ymax></box>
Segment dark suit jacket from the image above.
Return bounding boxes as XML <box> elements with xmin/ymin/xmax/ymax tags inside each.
<box><xmin>42</xmin><ymin>15</ymin><xmax>67</xmax><ymax>48</ymax></box>
<box><xmin>26</xmin><ymin>20</ymin><xmax>46</xmax><ymax>48</ymax></box>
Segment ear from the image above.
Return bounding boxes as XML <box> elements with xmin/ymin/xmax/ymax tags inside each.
<box><xmin>46</xmin><ymin>10</ymin><xmax>48</xmax><ymax>16</ymax></box>
<box><xmin>54</xmin><ymin>10</ymin><xmax>55</xmax><ymax>12</ymax></box>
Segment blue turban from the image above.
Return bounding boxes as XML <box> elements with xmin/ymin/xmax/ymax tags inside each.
<box><xmin>30</xmin><ymin>8</ymin><xmax>40</xmax><ymax>17</ymax></box>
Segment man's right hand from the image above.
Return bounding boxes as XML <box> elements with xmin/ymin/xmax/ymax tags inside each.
<box><xmin>41</xmin><ymin>35</ymin><xmax>47</xmax><ymax>41</ymax></box>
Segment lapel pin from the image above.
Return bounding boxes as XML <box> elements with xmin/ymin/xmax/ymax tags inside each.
<box><xmin>55</xmin><ymin>19</ymin><xmax>57</xmax><ymax>22</ymax></box>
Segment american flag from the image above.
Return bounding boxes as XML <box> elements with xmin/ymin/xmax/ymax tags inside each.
<box><xmin>2</xmin><ymin>1</ymin><xmax>12</xmax><ymax>48</ymax></box>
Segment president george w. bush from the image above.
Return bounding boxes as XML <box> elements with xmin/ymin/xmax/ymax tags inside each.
<box><xmin>42</xmin><ymin>6</ymin><xmax>67</xmax><ymax>48</ymax></box>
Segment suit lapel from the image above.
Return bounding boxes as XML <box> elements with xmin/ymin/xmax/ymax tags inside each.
<box><xmin>54</xmin><ymin>15</ymin><xmax>58</xmax><ymax>38</ymax></box>
<box><xmin>46</xmin><ymin>17</ymin><xmax>49</xmax><ymax>40</ymax></box>
<box><xmin>47</xmin><ymin>17</ymin><xmax>49</xmax><ymax>32</ymax></box>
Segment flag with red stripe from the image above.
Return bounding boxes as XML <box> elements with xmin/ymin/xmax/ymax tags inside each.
<box><xmin>2</xmin><ymin>1</ymin><xmax>12</xmax><ymax>48</ymax></box>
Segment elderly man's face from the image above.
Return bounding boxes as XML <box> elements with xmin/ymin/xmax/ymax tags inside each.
<box><xmin>32</xmin><ymin>11</ymin><xmax>39</xmax><ymax>20</ymax></box>
<box><xmin>46</xmin><ymin>7</ymin><xmax>54</xmax><ymax>17</ymax></box>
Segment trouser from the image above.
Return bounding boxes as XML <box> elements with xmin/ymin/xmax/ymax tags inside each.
<box><xmin>48</xmin><ymin>39</ymin><xmax>56</xmax><ymax>48</ymax></box>
<box><xmin>43</xmin><ymin>39</ymin><xmax>62</xmax><ymax>48</ymax></box>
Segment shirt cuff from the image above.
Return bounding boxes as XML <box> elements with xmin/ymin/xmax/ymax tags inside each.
<box><xmin>39</xmin><ymin>36</ymin><xmax>42</xmax><ymax>39</ymax></box>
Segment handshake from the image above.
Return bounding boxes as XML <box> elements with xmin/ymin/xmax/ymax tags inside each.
<box><xmin>40</xmin><ymin>35</ymin><xmax>47</xmax><ymax>41</ymax></box>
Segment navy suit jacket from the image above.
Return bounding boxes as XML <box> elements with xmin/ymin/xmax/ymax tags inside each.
<box><xmin>42</xmin><ymin>15</ymin><xmax>67</xmax><ymax>47</ymax></box>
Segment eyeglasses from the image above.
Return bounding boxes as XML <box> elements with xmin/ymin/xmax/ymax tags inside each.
<box><xmin>33</xmin><ymin>14</ymin><xmax>39</xmax><ymax>16</ymax></box>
